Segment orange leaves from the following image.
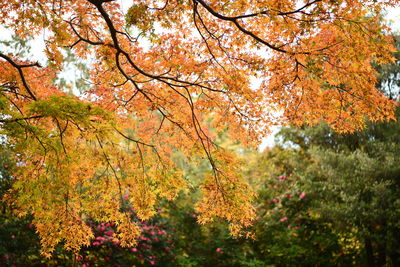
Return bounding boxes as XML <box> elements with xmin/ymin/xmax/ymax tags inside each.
<box><xmin>0</xmin><ymin>0</ymin><xmax>399</xmax><ymax>257</ymax></box>
<box><xmin>195</xmin><ymin>149</ymin><xmax>256</xmax><ymax>236</ymax></box>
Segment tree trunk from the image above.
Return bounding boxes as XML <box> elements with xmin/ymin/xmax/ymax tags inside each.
<box><xmin>365</xmin><ymin>238</ymin><xmax>375</xmax><ymax>267</ymax></box>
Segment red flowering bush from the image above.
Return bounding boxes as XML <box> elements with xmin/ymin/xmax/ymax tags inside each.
<box><xmin>77</xmin><ymin>211</ymin><xmax>178</xmax><ymax>266</ymax></box>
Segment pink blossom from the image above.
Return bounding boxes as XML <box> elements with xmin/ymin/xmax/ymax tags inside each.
<box><xmin>123</xmin><ymin>194</ymin><xmax>129</xmax><ymax>200</ymax></box>
<box><xmin>279</xmin><ymin>175</ymin><xmax>287</xmax><ymax>181</ymax></box>
<box><xmin>299</xmin><ymin>192</ymin><xmax>306</xmax><ymax>199</ymax></box>
<box><xmin>132</xmin><ymin>247</ymin><xmax>138</xmax><ymax>252</ymax></box>
<box><xmin>106</xmin><ymin>230</ymin><xmax>114</xmax><ymax>236</ymax></box>
<box><xmin>92</xmin><ymin>241</ymin><xmax>101</xmax><ymax>246</ymax></box>
<box><xmin>11</xmin><ymin>234</ymin><xmax>15</xmax><ymax>239</ymax></box>
<box><xmin>150</xmin><ymin>261</ymin><xmax>155</xmax><ymax>265</ymax></box>
<box><xmin>273</xmin><ymin>199</ymin><xmax>278</xmax><ymax>203</ymax></box>
<box><xmin>280</xmin><ymin>217</ymin><xmax>288</xmax><ymax>222</ymax></box>
<box><xmin>192</xmin><ymin>214</ymin><xmax>196</xmax><ymax>218</ymax></box>
<box><xmin>287</xmin><ymin>225</ymin><xmax>291</xmax><ymax>228</ymax></box>
<box><xmin>289</xmin><ymin>194</ymin><xmax>293</xmax><ymax>199</ymax></box>
<box><xmin>165</xmin><ymin>247</ymin><xmax>171</xmax><ymax>252</ymax></box>
<box><xmin>216</xmin><ymin>248</ymin><xmax>221</xmax><ymax>253</ymax></box>
<box><xmin>294</xmin><ymin>227</ymin><xmax>299</xmax><ymax>230</ymax></box>
<box><xmin>150</xmin><ymin>230</ymin><xmax>155</xmax><ymax>235</ymax></box>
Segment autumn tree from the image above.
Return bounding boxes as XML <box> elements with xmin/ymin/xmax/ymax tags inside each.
<box><xmin>0</xmin><ymin>0</ymin><xmax>398</xmax><ymax>257</ymax></box>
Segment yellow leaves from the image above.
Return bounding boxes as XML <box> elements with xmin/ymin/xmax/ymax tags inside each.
<box><xmin>126</xmin><ymin>4</ymin><xmax>152</xmax><ymax>33</ymax></box>
<box><xmin>195</xmin><ymin>149</ymin><xmax>256</xmax><ymax>237</ymax></box>
<box><xmin>116</xmin><ymin>216</ymin><xmax>140</xmax><ymax>247</ymax></box>
<box><xmin>33</xmin><ymin>212</ymin><xmax>94</xmax><ymax>258</ymax></box>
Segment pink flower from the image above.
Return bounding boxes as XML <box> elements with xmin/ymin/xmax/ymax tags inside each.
<box><xmin>279</xmin><ymin>175</ymin><xmax>286</xmax><ymax>181</ymax></box>
<box><xmin>299</xmin><ymin>192</ymin><xmax>306</xmax><ymax>199</ymax></box>
<box><xmin>280</xmin><ymin>217</ymin><xmax>288</xmax><ymax>222</ymax></box>
<box><xmin>165</xmin><ymin>247</ymin><xmax>171</xmax><ymax>252</ymax></box>
<box><xmin>289</xmin><ymin>194</ymin><xmax>293</xmax><ymax>199</ymax></box>
<box><xmin>123</xmin><ymin>194</ymin><xmax>129</xmax><ymax>200</ymax></box>
<box><xmin>150</xmin><ymin>261</ymin><xmax>155</xmax><ymax>265</ymax></box>
<box><xmin>150</xmin><ymin>230</ymin><xmax>155</xmax><ymax>235</ymax></box>
<box><xmin>216</xmin><ymin>248</ymin><xmax>221</xmax><ymax>253</ymax></box>
<box><xmin>287</xmin><ymin>225</ymin><xmax>291</xmax><ymax>228</ymax></box>
<box><xmin>294</xmin><ymin>226</ymin><xmax>299</xmax><ymax>230</ymax></box>
<box><xmin>11</xmin><ymin>235</ymin><xmax>15</xmax><ymax>239</ymax></box>
<box><xmin>92</xmin><ymin>241</ymin><xmax>101</xmax><ymax>246</ymax></box>
<box><xmin>132</xmin><ymin>247</ymin><xmax>138</xmax><ymax>252</ymax></box>
<box><xmin>106</xmin><ymin>230</ymin><xmax>113</xmax><ymax>236</ymax></box>
<box><xmin>273</xmin><ymin>199</ymin><xmax>278</xmax><ymax>203</ymax></box>
<box><xmin>4</xmin><ymin>165</ymin><xmax>8</xmax><ymax>169</ymax></box>
<box><xmin>192</xmin><ymin>214</ymin><xmax>196</xmax><ymax>218</ymax></box>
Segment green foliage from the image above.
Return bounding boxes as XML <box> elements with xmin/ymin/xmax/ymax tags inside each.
<box><xmin>258</xmin><ymin>105</ymin><xmax>400</xmax><ymax>266</ymax></box>
<box><xmin>28</xmin><ymin>95</ymin><xmax>111</xmax><ymax>122</ymax></box>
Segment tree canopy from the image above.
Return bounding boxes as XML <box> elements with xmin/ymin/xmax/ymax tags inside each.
<box><xmin>0</xmin><ymin>0</ymin><xmax>399</xmax><ymax>257</ymax></box>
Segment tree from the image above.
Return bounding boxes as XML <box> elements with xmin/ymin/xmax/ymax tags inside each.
<box><xmin>249</xmin><ymin>34</ymin><xmax>400</xmax><ymax>266</ymax></box>
<box><xmin>0</xmin><ymin>0</ymin><xmax>398</xmax><ymax>257</ymax></box>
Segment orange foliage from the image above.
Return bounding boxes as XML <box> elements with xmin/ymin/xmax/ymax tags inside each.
<box><xmin>0</xmin><ymin>0</ymin><xmax>398</xmax><ymax>257</ymax></box>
